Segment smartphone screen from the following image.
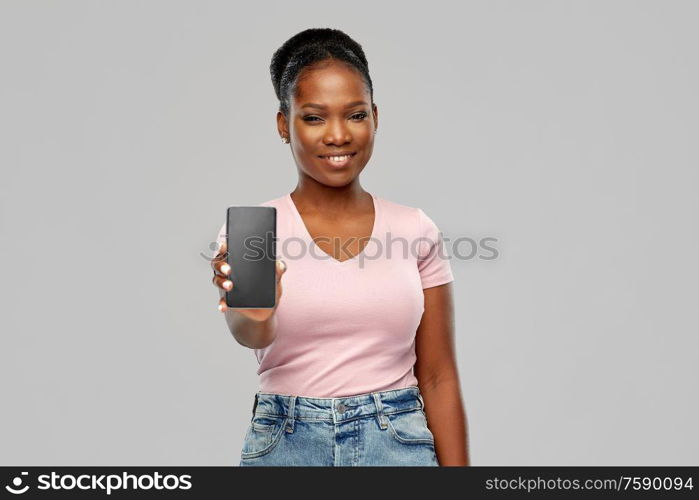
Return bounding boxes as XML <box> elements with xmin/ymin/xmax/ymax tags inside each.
<box><xmin>225</xmin><ymin>206</ymin><xmax>277</xmax><ymax>308</ymax></box>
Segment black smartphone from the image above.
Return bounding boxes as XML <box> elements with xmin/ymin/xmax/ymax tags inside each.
<box><xmin>225</xmin><ymin>206</ymin><xmax>277</xmax><ymax>308</ymax></box>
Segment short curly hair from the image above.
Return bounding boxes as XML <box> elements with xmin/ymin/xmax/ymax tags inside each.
<box><xmin>270</xmin><ymin>28</ymin><xmax>374</xmax><ymax>117</ymax></box>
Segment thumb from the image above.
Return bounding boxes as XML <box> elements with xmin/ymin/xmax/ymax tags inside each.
<box><xmin>276</xmin><ymin>259</ymin><xmax>287</xmax><ymax>280</ymax></box>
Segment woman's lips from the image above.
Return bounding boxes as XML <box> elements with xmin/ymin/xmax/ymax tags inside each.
<box><xmin>317</xmin><ymin>152</ymin><xmax>356</xmax><ymax>168</ymax></box>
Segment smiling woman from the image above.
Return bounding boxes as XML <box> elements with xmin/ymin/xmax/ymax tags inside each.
<box><xmin>271</xmin><ymin>34</ymin><xmax>378</xmax><ymax>187</ymax></box>
<box><xmin>211</xmin><ymin>27</ymin><xmax>469</xmax><ymax>467</ymax></box>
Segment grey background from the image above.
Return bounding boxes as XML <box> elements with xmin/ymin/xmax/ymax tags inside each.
<box><xmin>1</xmin><ymin>0</ymin><xmax>697</xmax><ymax>466</ymax></box>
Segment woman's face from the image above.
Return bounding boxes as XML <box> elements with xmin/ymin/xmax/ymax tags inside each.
<box><xmin>277</xmin><ymin>59</ymin><xmax>378</xmax><ymax>188</ymax></box>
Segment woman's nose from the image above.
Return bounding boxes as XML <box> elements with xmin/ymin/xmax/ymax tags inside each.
<box><xmin>323</xmin><ymin>120</ymin><xmax>351</xmax><ymax>145</ymax></box>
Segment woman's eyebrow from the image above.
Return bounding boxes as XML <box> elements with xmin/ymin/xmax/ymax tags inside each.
<box><xmin>301</xmin><ymin>100</ymin><xmax>368</xmax><ymax>109</ymax></box>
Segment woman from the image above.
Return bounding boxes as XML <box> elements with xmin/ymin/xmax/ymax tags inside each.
<box><xmin>211</xmin><ymin>28</ymin><xmax>469</xmax><ymax>466</ymax></box>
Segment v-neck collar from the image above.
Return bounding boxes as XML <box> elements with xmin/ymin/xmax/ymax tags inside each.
<box><xmin>285</xmin><ymin>192</ymin><xmax>381</xmax><ymax>266</ymax></box>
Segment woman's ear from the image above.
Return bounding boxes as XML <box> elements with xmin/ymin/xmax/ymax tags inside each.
<box><xmin>372</xmin><ymin>102</ymin><xmax>378</xmax><ymax>132</ymax></box>
<box><xmin>276</xmin><ymin>110</ymin><xmax>289</xmax><ymax>141</ymax></box>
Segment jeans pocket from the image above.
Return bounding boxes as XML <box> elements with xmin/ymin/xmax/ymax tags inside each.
<box><xmin>241</xmin><ymin>415</ymin><xmax>287</xmax><ymax>459</ymax></box>
<box><xmin>386</xmin><ymin>408</ymin><xmax>435</xmax><ymax>445</ymax></box>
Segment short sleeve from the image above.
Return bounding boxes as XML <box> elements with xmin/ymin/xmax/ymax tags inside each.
<box><xmin>416</xmin><ymin>208</ymin><xmax>454</xmax><ymax>289</ymax></box>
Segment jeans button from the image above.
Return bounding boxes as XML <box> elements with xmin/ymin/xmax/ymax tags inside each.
<box><xmin>337</xmin><ymin>403</ymin><xmax>346</xmax><ymax>413</ymax></box>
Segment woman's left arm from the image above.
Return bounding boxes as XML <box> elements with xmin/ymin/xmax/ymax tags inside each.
<box><xmin>414</xmin><ymin>282</ymin><xmax>470</xmax><ymax>466</ymax></box>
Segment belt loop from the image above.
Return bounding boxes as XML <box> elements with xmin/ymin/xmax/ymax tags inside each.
<box><xmin>372</xmin><ymin>392</ymin><xmax>388</xmax><ymax>430</ymax></box>
<box><xmin>417</xmin><ymin>391</ymin><xmax>425</xmax><ymax>411</ymax></box>
<box><xmin>285</xmin><ymin>395</ymin><xmax>297</xmax><ymax>433</ymax></box>
<box><xmin>251</xmin><ymin>393</ymin><xmax>259</xmax><ymax>421</ymax></box>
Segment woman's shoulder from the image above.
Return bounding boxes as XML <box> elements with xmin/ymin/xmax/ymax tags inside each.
<box><xmin>375</xmin><ymin>194</ymin><xmax>448</xmax><ymax>245</ymax></box>
<box><xmin>374</xmin><ymin>194</ymin><xmax>437</xmax><ymax>244</ymax></box>
<box><xmin>373</xmin><ymin>193</ymin><xmax>414</xmax><ymax>212</ymax></box>
<box><xmin>374</xmin><ymin>194</ymin><xmax>431</xmax><ymax>225</ymax></box>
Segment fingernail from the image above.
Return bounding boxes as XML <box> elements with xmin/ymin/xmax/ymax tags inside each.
<box><xmin>221</xmin><ymin>263</ymin><xmax>230</xmax><ymax>275</ymax></box>
<box><xmin>223</xmin><ymin>280</ymin><xmax>232</xmax><ymax>290</ymax></box>
<box><xmin>279</xmin><ymin>260</ymin><xmax>286</xmax><ymax>271</ymax></box>
<box><xmin>218</xmin><ymin>303</ymin><xmax>223</xmax><ymax>312</ymax></box>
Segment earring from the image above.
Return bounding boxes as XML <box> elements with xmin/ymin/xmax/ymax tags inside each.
<box><xmin>281</xmin><ymin>136</ymin><xmax>289</xmax><ymax>144</ymax></box>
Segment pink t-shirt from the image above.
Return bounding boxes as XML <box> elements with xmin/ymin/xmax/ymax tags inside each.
<box><xmin>215</xmin><ymin>192</ymin><xmax>454</xmax><ymax>398</ymax></box>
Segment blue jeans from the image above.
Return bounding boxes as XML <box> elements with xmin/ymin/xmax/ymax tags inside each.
<box><xmin>239</xmin><ymin>385</ymin><xmax>439</xmax><ymax>466</ymax></box>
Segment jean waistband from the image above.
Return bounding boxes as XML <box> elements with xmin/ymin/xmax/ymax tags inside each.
<box><xmin>250</xmin><ymin>385</ymin><xmax>425</xmax><ymax>423</ymax></box>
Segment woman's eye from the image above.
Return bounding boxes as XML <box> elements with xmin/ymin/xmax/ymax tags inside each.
<box><xmin>303</xmin><ymin>113</ymin><xmax>367</xmax><ymax>123</ymax></box>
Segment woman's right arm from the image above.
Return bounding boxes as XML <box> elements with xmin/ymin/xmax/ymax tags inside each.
<box><xmin>216</xmin><ymin>285</ymin><xmax>278</xmax><ymax>349</ymax></box>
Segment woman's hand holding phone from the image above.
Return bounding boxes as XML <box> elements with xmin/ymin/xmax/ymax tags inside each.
<box><xmin>211</xmin><ymin>240</ymin><xmax>286</xmax><ymax>322</ymax></box>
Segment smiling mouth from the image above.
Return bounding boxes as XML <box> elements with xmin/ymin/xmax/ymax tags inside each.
<box><xmin>317</xmin><ymin>152</ymin><xmax>357</xmax><ymax>168</ymax></box>
<box><xmin>317</xmin><ymin>152</ymin><xmax>357</xmax><ymax>160</ymax></box>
